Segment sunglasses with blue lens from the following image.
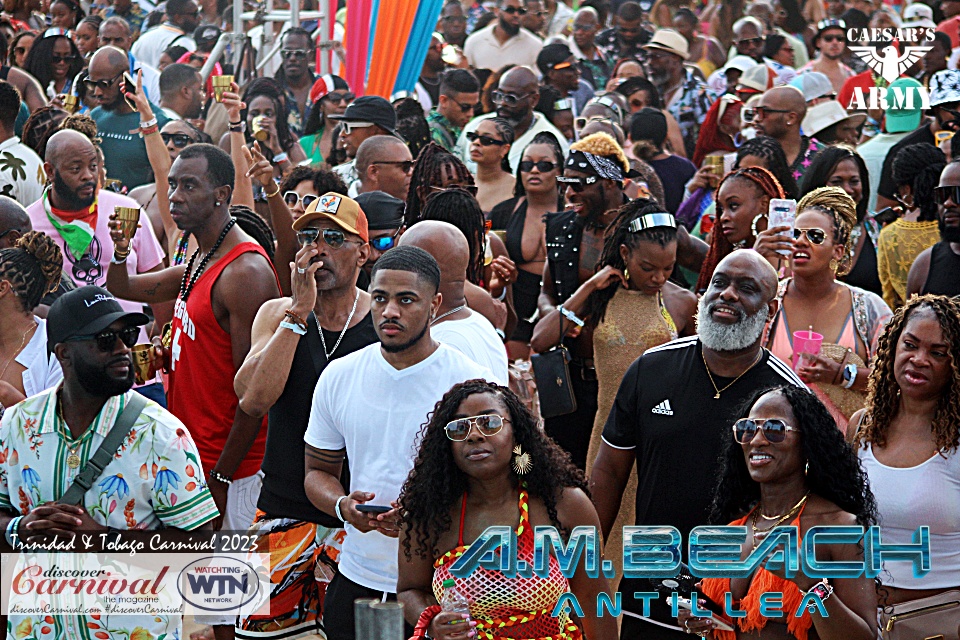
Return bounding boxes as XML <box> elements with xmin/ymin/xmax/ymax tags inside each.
<box><xmin>370</xmin><ymin>229</ymin><xmax>401</xmax><ymax>252</ymax></box>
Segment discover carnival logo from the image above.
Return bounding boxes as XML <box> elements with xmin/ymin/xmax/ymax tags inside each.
<box><xmin>845</xmin><ymin>27</ymin><xmax>934</xmax><ymax>110</ymax></box>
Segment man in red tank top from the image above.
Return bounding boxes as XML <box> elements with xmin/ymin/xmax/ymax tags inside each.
<box><xmin>105</xmin><ymin>144</ymin><xmax>280</xmax><ymax>640</ymax></box>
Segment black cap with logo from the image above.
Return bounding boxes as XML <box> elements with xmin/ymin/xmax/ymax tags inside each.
<box><xmin>47</xmin><ymin>286</ymin><xmax>149</xmax><ymax>353</ymax></box>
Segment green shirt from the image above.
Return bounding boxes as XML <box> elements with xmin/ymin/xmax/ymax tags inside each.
<box><xmin>426</xmin><ymin>109</ymin><xmax>461</xmax><ymax>152</ymax></box>
<box><xmin>91</xmin><ymin>102</ymin><xmax>170</xmax><ymax>191</ymax></box>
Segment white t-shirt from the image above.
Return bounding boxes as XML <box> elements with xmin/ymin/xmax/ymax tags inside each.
<box><xmin>304</xmin><ymin>342</ymin><xmax>493</xmax><ymax>592</ymax></box>
<box><xmin>432</xmin><ymin>309</ymin><xmax>509</xmax><ymax>385</ymax></box>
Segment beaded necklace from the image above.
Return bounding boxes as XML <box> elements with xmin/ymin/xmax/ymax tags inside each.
<box><xmin>178</xmin><ymin>218</ymin><xmax>236</xmax><ymax>303</ymax></box>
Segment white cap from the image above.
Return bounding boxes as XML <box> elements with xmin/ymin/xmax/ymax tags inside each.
<box><xmin>903</xmin><ymin>3</ymin><xmax>936</xmax><ymax>28</ymax></box>
<box><xmin>790</xmin><ymin>72</ymin><xmax>835</xmax><ymax>102</ymax></box>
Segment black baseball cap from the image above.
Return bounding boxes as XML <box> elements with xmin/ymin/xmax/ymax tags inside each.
<box><xmin>194</xmin><ymin>24</ymin><xmax>223</xmax><ymax>51</ymax></box>
<box><xmin>536</xmin><ymin>43</ymin><xmax>575</xmax><ymax>76</ymax></box>
<box><xmin>47</xmin><ymin>286</ymin><xmax>148</xmax><ymax>353</ymax></box>
<box><xmin>356</xmin><ymin>191</ymin><xmax>405</xmax><ymax>231</ymax></box>
<box><xmin>329</xmin><ymin>96</ymin><xmax>399</xmax><ymax>137</ymax></box>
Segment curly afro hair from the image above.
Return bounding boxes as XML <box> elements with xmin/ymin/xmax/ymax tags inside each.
<box><xmin>399</xmin><ymin>379</ymin><xmax>588</xmax><ymax>561</ymax></box>
<box><xmin>709</xmin><ymin>385</ymin><xmax>878</xmax><ymax>530</ymax></box>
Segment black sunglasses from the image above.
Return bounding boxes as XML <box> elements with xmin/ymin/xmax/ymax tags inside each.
<box><xmin>372</xmin><ymin>160</ymin><xmax>415</xmax><ymax>173</ymax></box>
<box><xmin>325</xmin><ymin>91</ymin><xmax>354</xmax><ymax>103</ymax></box>
<box><xmin>501</xmin><ymin>5</ymin><xmax>528</xmax><ymax>14</ymax></box>
<box><xmin>793</xmin><ymin>227</ymin><xmax>828</xmax><ymax>245</ymax></box>
<box><xmin>733</xmin><ymin>418</ymin><xmax>800</xmax><ymax>443</ymax></box>
<box><xmin>281</xmin><ymin>49</ymin><xmax>310</xmax><ymax>60</ymax></box>
<box><xmin>284</xmin><ymin>191</ymin><xmax>319</xmax><ymax>209</ymax></box>
<box><xmin>557</xmin><ymin>175</ymin><xmax>599</xmax><ymax>192</ymax></box>
<box><xmin>736</xmin><ymin>37</ymin><xmax>764</xmax><ymax>45</ymax></box>
<box><xmin>51</xmin><ymin>53</ymin><xmax>78</xmax><ymax>64</ymax></box>
<box><xmin>296</xmin><ymin>227</ymin><xmax>360</xmax><ymax>248</ymax></box>
<box><xmin>161</xmin><ymin>132</ymin><xmax>196</xmax><ymax>148</ymax></box>
<box><xmin>466</xmin><ymin>131</ymin><xmax>506</xmax><ymax>146</ymax></box>
<box><xmin>66</xmin><ymin>326</ymin><xmax>139</xmax><ymax>352</ymax></box>
<box><xmin>934</xmin><ymin>185</ymin><xmax>960</xmax><ymax>205</ymax></box>
<box><xmin>820</xmin><ymin>34</ymin><xmax>846</xmax><ymax>43</ymax></box>
<box><xmin>457</xmin><ymin>101</ymin><xmax>479</xmax><ymax>112</ymax></box>
<box><xmin>84</xmin><ymin>70</ymin><xmax>123</xmax><ymax>91</ymax></box>
<box><xmin>519</xmin><ymin>160</ymin><xmax>557</xmax><ymax>173</ymax></box>
<box><xmin>370</xmin><ymin>228</ymin><xmax>401</xmax><ymax>252</ymax></box>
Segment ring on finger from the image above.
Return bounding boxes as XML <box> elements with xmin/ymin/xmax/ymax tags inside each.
<box><xmin>297</xmin><ymin>267</ymin><xmax>306</xmax><ymax>274</ymax></box>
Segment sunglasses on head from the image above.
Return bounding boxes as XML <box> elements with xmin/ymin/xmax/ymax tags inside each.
<box><xmin>284</xmin><ymin>191</ymin><xmax>318</xmax><ymax>209</ymax></box>
<box><xmin>793</xmin><ymin>227</ymin><xmax>828</xmax><ymax>244</ymax></box>
<box><xmin>341</xmin><ymin>121</ymin><xmax>374</xmax><ymax>135</ymax></box>
<box><xmin>466</xmin><ymin>131</ymin><xmax>506</xmax><ymax>146</ymax></box>
<box><xmin>161</xmin><ymin>132</ymin><xmax>196</xmax><ymax>148</ymax></box>
<box><xmin>575</xmin><ymin>115</ymin><xmax>616</xmax><ymax>130</ymax></box>
<box><xmin>500</xmin><ymin>5</ymin><xmax>528</xmax><ymax>14</ymax></box>
<box><xmin>444</xmin><ymin>414</ymin><xmax>508</xmax><ymax>441</ymax></box>
<box><xmin>934</xmin><ymin>185</ymin><xmax>960</xmax><ymax>205</ymax></box>
<box><xmin>296</xmin><ymin>227</ymin><xmax>360</xmax><ymax>249</ymax></box>
<box><xmin>84</xmin><ymin>70</ymin><xmax>123</xmax><ymax>91</ymax></box>
<box><xmin>519</xmin><ymin>160</ymin><xmax>557</xmax><ymax>173</ymax></box>
<box><xmin>733</xmin><ymin>418</ymin><xmax>800</xmax><ymax>443</ymax></box>
<box><xmin>51</xmin><ymin>53</ymin><xmax>77</xmax><ymax>64</ymax></box>
<box><xmin>370</xmin><ymin>228</ymin><xmax>401</xmax><ymax>252</ymax></box>
<box><xmin>66</xmin><ymin>326</ymin><xmax>139</xmax><ymax>352</ymax></box>
<box><xmin>491</xmin><ymin>90</ymin><xmax>531</xmax><ymax>107</ymax></box>
<box><xmin>558</xmin><ymin>175</ymin><xmax>599</xmax><ymax>192</ymax></box>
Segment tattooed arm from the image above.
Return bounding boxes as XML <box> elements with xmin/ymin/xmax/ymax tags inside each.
<box><xmin>304</xmin><ymin>445</ymin><xmax>397</xmax><ymax>536</ymax></box>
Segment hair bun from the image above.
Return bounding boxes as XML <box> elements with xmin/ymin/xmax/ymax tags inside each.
<box><xmin>15</xmin><ymin>231</ymin><xmax>63</xmax><ymax>294</ymax></box>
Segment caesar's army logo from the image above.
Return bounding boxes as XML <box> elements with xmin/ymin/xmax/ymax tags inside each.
<box><xmin>845</xmin><ymin>27</ymin><xmax>934</xmax><ymax>110</ymax></box>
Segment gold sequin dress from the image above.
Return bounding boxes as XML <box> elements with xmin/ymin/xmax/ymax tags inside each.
<box><xmin>586</xmin><ymin>287</ymin><xmax>677</xmax><ymax>582</ymax></box>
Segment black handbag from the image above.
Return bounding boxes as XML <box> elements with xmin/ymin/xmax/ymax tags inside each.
<box><xmin>531</xmin><ymin>311</ymin><xmax>577</xmax><ymax>419</ymax></box>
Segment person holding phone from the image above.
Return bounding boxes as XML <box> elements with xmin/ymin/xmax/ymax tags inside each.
<box><xmin>679</xmin><ymin>385</ymin><xmax>878</xmax><ymax>639</ymax></box>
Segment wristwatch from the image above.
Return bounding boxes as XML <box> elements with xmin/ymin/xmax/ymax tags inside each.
<box><xmin>806</xmin><ymin>578</ymin><xmax>834</xmax><ymax>604</ymax></box>
<box><xmin>841</xmin><ymin>363</ymin><xmax>858</xmax><ymax>389</ymax></box>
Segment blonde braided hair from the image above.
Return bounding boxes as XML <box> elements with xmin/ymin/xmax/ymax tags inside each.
<box><xmin>796</xmin><ymin>186</ymin><xmax>857</xmax><ymax>276</ymax></box>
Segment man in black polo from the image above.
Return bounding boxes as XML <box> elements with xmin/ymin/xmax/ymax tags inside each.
<box><xmin>590</xmin><ymin>250</ymin><xmax>805</xmax><ymax>639</ymax></box>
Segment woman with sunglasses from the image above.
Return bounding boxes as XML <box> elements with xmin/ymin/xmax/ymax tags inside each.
<box><xmin>797</xmin><ymin>145</ymin><xmax>882</xmax><ymax>296</ymax></box>
<box><xmin>8</xmin><ymin>30</ymin><xmax>36</xmax><ymax>68</ymax></box>
<box><xmin>763</xmin><ymin>187</ymin><xmax>891</xmax><ymax>431</ymax></box>
<box><xmin>680</xmin><ymin>385</ymin><xmax>878</xmax><ymax>639</ymax></box>
<box><xmin>0</xmin><ymin>231</ymin><xmax>64</xmax><ymax>412</ymax></box>
<box><xmin>469</xmin><ymin>117</ymin><xmax>515</xmax><ymax>213</ymax></box>
<box><xmin>397</xmin><ymin>379</ymin><xmax>618</xmax><ymax>640</ymax></box>
<box><xmin>23</xmin><ymin>29</ymin><xmax>83</xmax><ymax>99</ymax></box>
<box><xmin>300</xmin><ymin>75</ymin><xmax>352</xmax><ymax>165</ymax></box>
<box><xmin>848</xmin><ymin>295</ymin><xmax>960</xmax><ymax>629</ymax></box>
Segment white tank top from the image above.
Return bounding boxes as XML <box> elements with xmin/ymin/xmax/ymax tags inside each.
<box><xmin>859</xmin><ymin>443</ymin><xmax>960</xmax><ymax>589</ymax></box>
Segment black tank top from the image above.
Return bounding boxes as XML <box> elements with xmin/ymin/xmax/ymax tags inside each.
<box><xmin>0</xmin><ymin>66</ymin><xmax>9</xmax><ymax>81</ymax></box>
<box><xmin>921</xmin><ymin>241</ymin><xmax>960</xmax><ymax>298</ymax></box>
<box><xmin>841</xmin><ymin>233</ymin><xmax>882</xmax><ymax>296</ymax></box>
<box><xmin>260</xmin><ymin>311</ymin><xmax>378</xmax><ymax>525</ymax></box>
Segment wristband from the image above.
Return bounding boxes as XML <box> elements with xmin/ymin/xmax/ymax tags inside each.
<box><xmin>111</xmin><ymin>252</ymin><xmax>128</xmax><ymax>264</ymax></box>
<box><xmin>272</xmin><ymin>152</ymin><xmax>289</xmax><ymax>164</ymax></box>
<box><xmin>334</xmin><ymin>495</ymin><xmax>348</xmax><ymax>522</ymax></box>
<box><xmin>842</xmin><ymin>364</ymin><xmax>858</xmax><ymax>389</ymax></box>
<box><xmin>208</xmin><ymin>470</ymin><xmax>233</xmax><ymax>485</ymax></box>
<box><xmin>139</xmin><ymin>125</ymin><xmax>159</xmax><ymax>138</ymax></box>
<box><xmin>5</xmin><ymin>515</ymin><xmax>22</xmax><ymax>548</ymax></box>
<box><xmin>229</xmin><ymin>120</ymin><xmax>242</xmax><ymax>126</ymax></box>
<box><xmin>557</xmin><ymin>305</ymin><xmax>584</xmax><ymax>328</ymax></box>
<box><xmin>229</xmin><ymin>122</ymin><xmax>246</xmax><ymax>133</ymax></box>
<box><xmin>279</xmin><ymin>320</ymin><xmax>307</xmax><ymax>335</ymax></box>
<box><xmin>139</xmin><ymin>117</ymin><xmax>158</xmax><ymax>129</ymax></box>
<box><xmin>495</xmin><ymin>287</ymin><xmax>507</xmax><ymax>301</ymax></box>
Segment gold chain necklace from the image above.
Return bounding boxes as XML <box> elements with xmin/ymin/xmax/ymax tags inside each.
<box><xmin>57</xmin><ymin>392</ymin><xmax>95</xmax><ymax>469</ymax></box>
<box><xmin>750</xmin><ymin>492</ymin><xmax>810</xmax><ymax>548</ymax></box>
<box><xmin>0</xmin><ymin>320</ymin><xmax>38</xmax><ymax>382</ymax></box>
<box><xmin>759</xmin><ymin>491</ymin><xmax>811</xmax><ymax>520</ymax></box>
<box><xmin>702</xmin><ymin>347</ymin><xmax>763</xmax><ymax>399</ymax></box>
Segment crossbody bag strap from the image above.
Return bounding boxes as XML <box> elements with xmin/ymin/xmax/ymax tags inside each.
<box><xmin>59</xmin><ymin>393</ymin><xmax>149</xmax><ymax>505</ymax></box>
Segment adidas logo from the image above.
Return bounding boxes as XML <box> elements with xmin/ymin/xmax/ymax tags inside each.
<box><xmin>651</xmin><ymin>399</ymin><xmax>674</xmax><ymax>415</ymax></box>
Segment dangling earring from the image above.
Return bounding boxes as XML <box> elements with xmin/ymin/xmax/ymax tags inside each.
<box><xmin>751</xmin><ymin>213</ymin><xmax>767</xmax><ymax>239</ymax></box>
<box><xmin>829</xmin><ymin>258</ymin><xmax>838</xmax><ymax>274</ymax></box>
<box><xmin>623</xmin><ymin>267</ymin><xmax>630</xmax><ymax>282</ymax></box>
<box><xmin>804</xmin><ymin>461</ymin><xmax>809</xmax><ymax>476</ymax></box>
<box><xmin>512</xmin><ymin>445</ymin><xmax>532</xmax><ymax>475</ymax></box>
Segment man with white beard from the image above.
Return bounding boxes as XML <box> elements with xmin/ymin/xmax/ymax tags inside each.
<box><xmin>589</xmin><ymin>250</ymin><xmax>805</xmax><ymax>640</ymax></box>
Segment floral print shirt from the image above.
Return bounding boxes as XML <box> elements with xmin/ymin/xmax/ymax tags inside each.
<box><xmin>790</xmin><ymin>136</ymin><xmax>826</xmax><ymax>183</ymax></box>
<box><xmin>667</xmin><ymin>68</ymin><xmax>719</xmax><ymax>159</ymax></box>
<box><xmin>0</xmin><ymin>388</ymin><xmax>218</xmax><ymax>640</ymax></box>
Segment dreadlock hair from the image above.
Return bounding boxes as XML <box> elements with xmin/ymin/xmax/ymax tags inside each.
<box><xmin>513</xmin><ymin>131</ymin><xmax>563</xmax><ymax>209</ymax></box>
<box><xmin>405</xmin><ymin>142</ymin><xmax>475</xmax><ymax>227</ymax></box>
<box><xmin>892</xmin><ymin>142</ymin><xmax>945</xmax><ymax>222</ymax></box>
<box><xmin>584</xmin><ymin>199</ymin><xmax>677</xmax><ymax>326</ymax></box>
<box><xmin>709</xmin><ymin>385</ymin><xmax>878</xmax><ymax>530</ymax></box>
<box><xmin>855</xmin><ymin>295</ymin><xmax>960</xmax><ymax>453</ymax></box>
<box><xmin>0</xmin><ymin>231</ymin><xmax>63</xmax><ymax>312</ymax></box>
<box><xmin>230</xmin><ymin>205</ymin><xmax>275</xmax><ymax>262</ymax></box>
<box><xmin>21</xmin><ymin>106</ymin><xmax>67</xmax><ymax>158</ymax></box>
<box><xmin>395</xmin><ymin>97</ymin><xmax>431</xmax><ymax>161</ymax></box>
<box><xmin>695</xmin><ymin>166</ymin><xmax>784</xmax><ymax>293</ymax></box>
<box><xmin>487</xmin><ymin>117</ymin><xmax>515</xmax><ymax>174</ymax></box>
<box><xmin>419</xmin><ymin>186</ymin><xmax>486</xmax><ymax>285</ymax></box>
<box><xmin>800</xmin><ymin>145</ymin><xmax>870</xmax><ymax>223</ymax></box>
<box><xmin>58</xmin><ymin>113</ymin><xmax>101</xmax><ymax>144</ymax></box>
<box><xmin>796</xmin><ymin>185</ymin><xmax>857</xmax><ymax>276</ymax></box>
<box><xmin>735</xmin><ymin>135</ymin><xmax>799</xmax><ymax>199</ymax></box>
<box><xmin>241</xmin><ymin>77</ymin><xmax>296</xmax><ymax>153</ymax></box>
<box><xmin>399</xmin><ymin>379</ymin><xmax>588</xmax><ymax>560</ymax></box>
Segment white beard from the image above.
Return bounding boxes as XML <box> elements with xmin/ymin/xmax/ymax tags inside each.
<box><xmin>696</xmin><ymin>297</ymin><xmax>770</xmax><ymax>352</ymax></box>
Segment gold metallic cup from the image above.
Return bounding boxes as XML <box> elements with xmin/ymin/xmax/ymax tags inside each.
<box><xmin>115</xmin><ymin>206</ymin><xmax>141</xmax><ymax>241</ymax></box>
<box><xmin>62</xmin><ymin>95</ymin><xmax>79</xmax><ymax>113</ymax></box>
<box><xmin>212</xmin><ymin>75</ymin><xmax>233</xmax><ymax>102</ymax></box>
<box><xmin>252</xmin><ymin>115</ymin><xmax>269</xmax><ymax>142</ymax></box>
<box><xmin>132</xmin><ymin>344</ymin><xmax>155</xmax><ymax>384</ymax></box>
<box><xmin>704</xmin><ymin>155</ymin><xmax>724</xmax><ymax>172</ymax></box>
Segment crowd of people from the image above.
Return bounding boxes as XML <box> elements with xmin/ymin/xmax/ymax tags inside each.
<box><xmin>0</xmin><ymin>0</ymin><xmax>957</xmax><ymax>639</ymax></box>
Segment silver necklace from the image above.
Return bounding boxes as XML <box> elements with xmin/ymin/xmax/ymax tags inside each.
<box><xmin>431</xmin><ymin>304</ymin><xmax>466</xmax><ymax>325</ymax></box>
<box><xmin>315</xmin><ymin>289</ymin><xmax>360</xmax><ymax>360</ymax></box>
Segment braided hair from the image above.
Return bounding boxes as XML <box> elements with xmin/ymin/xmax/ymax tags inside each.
<box><xmin>405</xmin><ymin>142</ymin><xmax>475</xmax><ymax>226</ymax></box>
<box><xmin>584</xmin><ymin>199</ymin><xmax>677</xmax><ymax>325</ymax></box>
<box><xmin>735</xmin><ymin>135</ymin><xmax>799</xmax><ymax>199</ymax></box>
<box><xmin>419</xmin><ymin>186</ymin><xmax>486</xmax><ymax>285</ymax></box>
<box><xmin>696</xmin><ymin>166</ymin><xmax>784</xmax><ymax>293</ymax></box>
<box><xmin>488</xmin><ymin>117</ymin><xmax>515</xmax><ymax>174</ymax></box>
<box><xmin>58</xmin><ymin>113</ymin><xmax>101</xmax><ymax>144</ymax></box>
<box><xmin>513</xmin><ymin>131</ymin><xmax>563</xmax><ymax>209</ymax></box>
<box><xmin>229</xmin><ymin>205</ymin><xmax>275</xmax><ymax>262</ymax></box>
<box><xmin>856</xmin><ymin>295</ymin><xmax>960</xmax><ymax>453</ymax></box>
<box><xmin>891</xmin><ymin>142</ymin><xmax>945</xmax><ymax>222</ymax></box>
<box><xmin>21</xmin><ymin>106</ymin><xmax>67</xmax><ymax>158</ymax></box>
<box><xmin>0</xmin><ymin>231</ymin><xmax>63</xmax><ymax>312</ymax></box>
<box><xmin>797</xmin><ymin>186</ymin><xmax>858</xmax><ymax>275</ymax></box>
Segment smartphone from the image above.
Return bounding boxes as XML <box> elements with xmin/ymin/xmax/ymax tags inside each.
<box><xmin>768</xmin><ymin>198</ymin><xmax>797</xmax><ymax>256</ymax></box>
<box><xmin>355</xmin><ymin>505</ymin><xmax>392</xmax><ymax>514</ymax></box>
<box><xmin>121</xmin><ymin>72</ymin><xmax>136</xmax><ymax>110</ymax></box>
<box><xmin>676</xmin><ymin>596</ymin><xmax>736</xmax><ymax>632</ymax></box>
<box><xmin>872</xmin><ymin>207</ymin><xmax>899</xmax><ymax>225</ymax></box>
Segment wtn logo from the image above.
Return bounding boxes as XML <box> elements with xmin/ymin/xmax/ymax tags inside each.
<box><xmin>178</xmin><ymin>557</ymin><xmax>264</xmax><ymax>613</ymax></box>
<box><xmin>186</xmin><ymin>571</ymin><xmax>251</xmax><ymax>596</ymax></box>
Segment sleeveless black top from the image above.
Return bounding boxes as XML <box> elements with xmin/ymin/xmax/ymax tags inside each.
<box><xmin>921</xmin><ymin>241</ymin><xmax>960</xmax><ymax>298</ymax></box>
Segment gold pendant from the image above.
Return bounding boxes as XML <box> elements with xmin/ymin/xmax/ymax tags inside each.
<box><xmin>67</xmin><ymin>453</ymin><xmax>81</xmax><ymax>469</ymax></box>
<box><xmin>714</xmin><ymin>392</ymin><xmax>721</xmax><ymax>399</ymax></box>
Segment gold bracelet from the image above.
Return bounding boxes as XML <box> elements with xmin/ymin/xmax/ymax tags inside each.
<box><xmin>264</xmin><ymin>182</ymin><xmax>281</xmax><ymax>198</ymax></box>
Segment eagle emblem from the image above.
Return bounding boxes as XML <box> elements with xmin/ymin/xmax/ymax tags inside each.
<box><xmin>848</xmin><ymin>45</ymin><xmax>931</xmax><ymax>84</ymax></box>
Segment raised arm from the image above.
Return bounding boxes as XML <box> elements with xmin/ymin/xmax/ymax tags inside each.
<box><xmin>221</xmin><ymin>85</ymin><xmax>255</xmax><ymax>210</ymax></box>
<box><xmin>245</xmin><ymin>142</ymin><xmax>297</xmax><ymax>295</ymax></box>
<box><xmin>105</xmin><ymin>217</ymin><xmax>185</xmax><ymax>302</ymax></box>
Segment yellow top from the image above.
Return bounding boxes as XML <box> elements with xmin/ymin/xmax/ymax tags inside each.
<box><xmin>876</xmin><ymin>219</ymin><xmax>940</xmax><ymax>309</ymax></box>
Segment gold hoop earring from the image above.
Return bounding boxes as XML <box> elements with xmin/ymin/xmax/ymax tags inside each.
<box><xmin>512</xmin><ymin>445</ymin><xmax>532</xmax><ymax>475</ymax></box>
<box><xmin>829</xmin><ymin>258</ymin><xmax>838</xmax><ymax>273</ymax></box>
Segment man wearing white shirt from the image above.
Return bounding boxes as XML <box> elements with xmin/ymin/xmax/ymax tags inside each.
<box><xmin>304</xmin><ymin>246</ymin><xmax>492</xmax><ymax>640</ymax></box>
<box><xmin>464</xmin><ymin>0</ymin><xmax>544</xmax><ymax>70</ymax></box>
<box><xmin>130</xmin><ymin>0</ymin><xmax>200</xmax><ymax>68</ymax></box>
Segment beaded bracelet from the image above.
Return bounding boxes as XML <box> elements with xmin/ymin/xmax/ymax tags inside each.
<box><xmin>208</xmin><ymin>470</ymin><xmax>233</xmax><ymax>485</ymax></box>
<box><xmin>283</xmin><ymin>309</ymin><xmax>307</xmax><ymax>329</ymax></box>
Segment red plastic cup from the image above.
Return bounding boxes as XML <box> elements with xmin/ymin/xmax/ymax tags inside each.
<box><xmin>793</xmin><ymin>330</ymin><xmax>823</xmax><ymax>370</ymax></box>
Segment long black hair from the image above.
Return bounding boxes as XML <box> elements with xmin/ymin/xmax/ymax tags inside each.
<box><xmin>399</xmin><ymin>379</ymin><xmax>588</xmax><ymax>560</ymax></box>
<box><xmin>23</xmin><ymin>34</ymin><xmax>83</xmax><ymax>91</ymax></box>
<box><xmin>892</xmin><ymin>142</ymin><xmax>946</xmax><ymax>222</ymax></box>
<box><xmin>241</xmin><ymin>77</ymin><xmax>297</xmax><ymax>153</ymax></box>
<box><xmin>513</xmin><ymin>130</ymin><xmax>564</xmax><ymax>210</ymax></box>
<box><xmin>708</xmin><ymin>385</ymin><xmax>878</xmax><ymax>530</ymax></box>
<box><xmin>800</xmin><ymin>145</ymin><xmax>870</xmax><ymax>223</ymax></box>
